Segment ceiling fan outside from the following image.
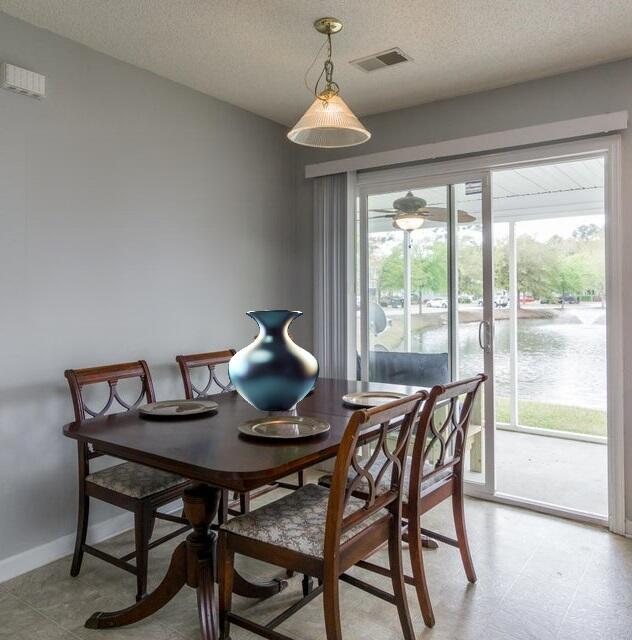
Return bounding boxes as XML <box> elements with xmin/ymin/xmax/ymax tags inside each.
<box><xmin>370</xmin><ymin>191</ymin><xmax>476</xmax><ymax>226</ymax></box>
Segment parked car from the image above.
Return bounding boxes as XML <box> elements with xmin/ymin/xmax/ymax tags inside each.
<box><xmin>427</xmin><ymin>297</ymin><xmax>448</xmax><ymax>309</ymax></box>
<box><xmin>390</xmin><ymin>296</ymin><xmax>404</xmax><ymax>308</ymax></box>
<box><xmin>519</xmin><ymin>294</ymin><xmax>535</xmax><ymax>304</ymax></box>
<box><xmin>558</xmin><ymin>294</ymin><xmax>579</xmax><ymax>304</ymax></box>
<box><xmin>494</xmin><ymin>293</ymin><xmax>509</xmax><ymax>308</ymax></box>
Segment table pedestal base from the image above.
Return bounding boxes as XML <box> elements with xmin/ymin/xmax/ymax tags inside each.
<box><xmin>86</xmin><ymin>484</ymin><xmax>286</xmax><ymax>639</ymax></box>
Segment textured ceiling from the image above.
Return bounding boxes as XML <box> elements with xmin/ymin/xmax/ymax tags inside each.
<box><xmin>2</xmin><ymin>1</ymin><xmax>632</xmax><ymax>126</ymax></box>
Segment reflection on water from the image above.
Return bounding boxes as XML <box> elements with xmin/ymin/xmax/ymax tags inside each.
<box><xmin>413</xmin><ymin>307</ymin><xmax>606</xmax><ymax>410</ymax></box>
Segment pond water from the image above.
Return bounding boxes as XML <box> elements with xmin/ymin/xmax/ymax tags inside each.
<box><xmin>413</xmin><ymin>306</ymin><xmax>607</xmax><ymax>410</ymax></box>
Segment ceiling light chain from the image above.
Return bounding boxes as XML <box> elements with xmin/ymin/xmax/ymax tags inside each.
<box><xmin>315</xmin><ymin>33</ymin><xmax>339</xmax><ymax>102</ymax></box>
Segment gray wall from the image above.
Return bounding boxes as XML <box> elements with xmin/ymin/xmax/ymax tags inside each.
<box><xmin>0</xmin><ymin>12</ymin><xmax>301</xmax><ymax>563</ymax></box>
<box><xmin>295</xmin><ymin>57</ymin><xmax>632</xmax><ymax>521</ymax></box>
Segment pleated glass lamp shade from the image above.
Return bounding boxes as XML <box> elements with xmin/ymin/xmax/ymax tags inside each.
<box><xmin>393</xmin><ymin>212</ymin><xmax>426</xmax><ymax>231</ymax></box>
<box><xmin>287</xmin><ymin>94</ymin><xmax>371</xmax><ymax>148</ymax></box>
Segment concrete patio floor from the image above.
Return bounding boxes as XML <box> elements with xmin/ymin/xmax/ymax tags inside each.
<box><xmin>495</xmin><ymin>429</ymin><xmax>608</xmax><ymax>516</ymax></box>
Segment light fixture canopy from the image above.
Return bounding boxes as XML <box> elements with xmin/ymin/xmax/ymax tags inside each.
<box><xmin>392</xmin><ymin>212</ymin><xmax>426</xmax><ymax>231</ymax></box>
<box><xmin>288</xmin><ymin>18</ymin><xmax>371</xmax><ymax>148</ymax></box>
<box><xmin>314</xmin><ymin>17</ymin><xmax>343</xmax><ymax>35</ymax></box>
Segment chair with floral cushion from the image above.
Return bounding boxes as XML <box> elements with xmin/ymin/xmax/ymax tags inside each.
<box><xmin>217</xmin><ymin>391</ymin><xmax>426</xmax><ymax>640</ymax></box>
<box><xmin>319</xmin><ymin>374</ymin><xmax>486</xmax><ymax>627</ymax></box>
<box><xmin>65</xmin><ymin>360</ymin><xmax>191</xmax><ymax>602</ymax></box>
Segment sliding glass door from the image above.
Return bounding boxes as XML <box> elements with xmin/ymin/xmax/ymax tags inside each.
<box><xmin>352</xmin><ymin>141</ymin><xmax>618</xmax><ymax>527</ymax></box>
<box><xmin>491</xmin><ymin>157</ymin><xmax>608</xmax><ymax>516</ymax></box>
<box><xmin>358</xmin><ymin>172</ymin><xmax>495</xmax><ymax>493</ymax></box>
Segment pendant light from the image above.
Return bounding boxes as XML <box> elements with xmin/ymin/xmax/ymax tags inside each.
<box><xmin>288</xmin><ymin>17</ymin><xmax>371</xmax><ymax>148</ymax></box>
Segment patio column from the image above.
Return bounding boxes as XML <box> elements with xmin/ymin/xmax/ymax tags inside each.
<box><xmin>403</xmin><ymin>232</ymin><xmax>412</xmax><ymax>351</ymax></box>
<box><xmin>508</xmin><ymin>221</ymin><xmax>518</xmax><ymax>426</ymax></box>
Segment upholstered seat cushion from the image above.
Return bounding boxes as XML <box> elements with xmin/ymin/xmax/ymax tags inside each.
<box><xmin>220</xmin><ymin>483</ymin><xmax>387</xmax><ymax>558</ymax></box>
<box><xmin>318</xmin><ymin>452</ymin><xmax>451</xmax><ymax>502</ymax></box>
<box><xmin>86</xmin><ymin>462</ymin><xmax>188</xmax><ymax>499</ymax></box>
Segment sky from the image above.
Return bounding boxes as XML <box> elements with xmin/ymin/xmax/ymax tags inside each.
<box><xmin>493</xmin><ymin>214</ymin><xmax>604</xmax><ymax>241</ymax></box>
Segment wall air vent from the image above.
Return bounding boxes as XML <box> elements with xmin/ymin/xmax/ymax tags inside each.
<box><xmin>350</xmin><ymin>48</ymin><xmax>412</xmax><ymax>72</ymax></box>
<box><xmin>1</xmin><ymin>63</ymin><xmax>46</xmax><ymax>98</ymax></box>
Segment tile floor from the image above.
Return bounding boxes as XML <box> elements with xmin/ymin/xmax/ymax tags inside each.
<box><xmin>1</xmin><ymin>486</ymin><xmax>631</xmax><ymax>640</ymax></box>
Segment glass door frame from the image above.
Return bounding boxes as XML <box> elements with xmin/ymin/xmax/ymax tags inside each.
<box><xmin>357</xmin><ymin>168</ymin><xmax>497</xmax><ymax>498</ymax></box>
<box><xmin>350</xmin><ymin>135</ymin><xmax>624</xmax><ymax>531</ymax></box>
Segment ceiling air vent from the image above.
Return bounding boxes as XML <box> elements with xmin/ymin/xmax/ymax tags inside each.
<box><xmin>350</xmin><ymin>48</ymin><xmax>412</xmax><ymax>72</ymax></box>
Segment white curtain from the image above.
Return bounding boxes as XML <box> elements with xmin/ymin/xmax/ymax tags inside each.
<box><xmin>313</xmin><ymin>173</ymin><xmax>348</xmax><ymax>378</ymax></box>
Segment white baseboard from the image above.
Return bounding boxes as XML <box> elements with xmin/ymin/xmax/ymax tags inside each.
<box><xmin>0</xmin><ymin>501</ymin><xmax>182</xmax><ymax>583</ymax></box>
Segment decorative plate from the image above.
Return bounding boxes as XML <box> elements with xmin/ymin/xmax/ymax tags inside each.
<box><xmin>139</xmin><ymin>400</ymin><xmax>218</xmax><ymax>418</ymax></box>
<box><xmin>342</xmin><ymin>391</ymin><xmax>407</xmax><ymax>408</ymax></box>
<box><xmin>238</xmin><ymin>415</ymin><xmax>330</xmax><ymax>439</ymax></box>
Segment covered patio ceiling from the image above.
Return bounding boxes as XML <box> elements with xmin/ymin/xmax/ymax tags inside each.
<box><xmin>367</xmin><ymin>157</ymin><xmax>605</xmax><ymax>232</ymax></box>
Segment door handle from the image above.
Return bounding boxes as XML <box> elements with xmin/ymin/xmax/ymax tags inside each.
<box><xmin>478</xmin><ymin>320</ymin><xmax>492</xmax><ymax>353</ymax></box>
<box><xmin>478</xmin><ymin>321</ymin><xmax>486</xmax><ymax>350</ymax></box>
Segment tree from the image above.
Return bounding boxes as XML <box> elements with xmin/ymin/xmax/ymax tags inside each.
<box><xmin>550</xmin><ymin>253</ymin><xmax>588</xmax><ymax>306</ymax></box>
<box><xmin>412</xmin><ymin>241</ymin><xmax>448</xmax><ymax>312</ymax></box>
<box><xmin>580</xmin><ymin>237</ymin><xmax>605</xmax><ymax>305</ymax></box>
<box><xmin>374</xmin><ymin>221</ymin><xmax>605</xmax><ymax>312</ymax></box>
<box><xmin>494</xmin><ymin>238</ymin><xmax>509</xmax><ymax>294</ymax></box>
<box><xmin>573</xmin><ymin>223</ymin><xmax>601</xmax><ymax>241</ymax></box>
<box><xmin>516</xmin><ymin>235</ymin><xmax>557</xmax><ymax>301</ymax></box>
<box><xmin>458</xmin><ymin>236</ymin><xmax>483</xmax><ymax>299</ymax></box>
<box><xmin>376</xmin><ymin>238</ymin><xmax>449</xmax><ymax>313</ymax></box>
<box><xmin>379</xmin><ymin>244</ymin><xmax>404</xmax><ymax>294</ymax></box>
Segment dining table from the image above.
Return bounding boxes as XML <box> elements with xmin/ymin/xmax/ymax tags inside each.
<box><xmin>62</xmin><ymin>377</ymin><xmax>425</xmax><ymax>640</ymax></box>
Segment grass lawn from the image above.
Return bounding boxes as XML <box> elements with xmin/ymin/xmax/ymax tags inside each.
<box><xmin>496</xmin><ymin>397</ymin><xmax>606</xmax><ymax>437</ymax></box>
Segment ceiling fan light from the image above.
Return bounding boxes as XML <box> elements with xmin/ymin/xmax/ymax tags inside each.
<box><xmin>287</xmin><ymin>94</ymin><xmax>371</xmax><ymax>148</ymax></box>
<box><xmin>393</xmin><ymin>212</ymin><xmax>425</xmax><ymax>231</ymax></box>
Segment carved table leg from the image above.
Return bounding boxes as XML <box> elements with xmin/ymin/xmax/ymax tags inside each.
<box><xmin>85</xmin><ymin>483</ymin><xmax>286</xmax><ymax>636</ymax></box>
<box><xmin>86</xmin><ymin>542</ymin><xmax>187</xmax><ymax>629</ymax></box>
<box><xmin>86</xmin><ymin>484</ymin><xmax>221</xmax><ymax>638</ymax></box>
<box><xmin>184</xmin><ymin>484</ymin><xmax>221</xmax><ymax>640</ymax></box>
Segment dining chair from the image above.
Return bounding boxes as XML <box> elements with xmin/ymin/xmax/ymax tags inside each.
<box><xmin>217</xmin><ymin>391</ymin><xmax>426</xmax><ymax>640</ymax></box>
<box><xmin>65</xmin><ymin>360</ymin><xmax>191</xmax><ymax>601</ymax></box>
<box><xmin>176</xmin><ymin>349</ymin><xmax>304</xmax><ymax>522</ymax></box>
<box><xmin>320</xmin><ymin>374</ymin><xmax>487</xmax><ymax>627</ymax></box>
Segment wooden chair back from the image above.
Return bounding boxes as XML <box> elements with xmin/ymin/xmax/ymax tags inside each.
<box><xmin>65</xmin><ymin>360</ymin><xmax>156</xmax><ymax>424</ymax></box>
<box><xmin>176</xmin><ymin>349</ymin><xmax>235</xmax><ymax>399</ymax></box>
<box><xmin>64</xmin><ymin>360</ymin><xmax>156</xmax><ymax>474</ymax></box>
<box><xmin>324</xmin><ymin>392</ymin><xmax>426</xmax><ymax>556</ymax></box>
<box><xmin>408</xmin><ymin>374</ymin><xmax>487</xmax><ymax>505</ymax></box>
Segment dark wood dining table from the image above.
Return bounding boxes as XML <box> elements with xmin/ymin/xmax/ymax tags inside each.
<box><xmin>63</xmin><ymin>377</ymin><xmax>423</xmax><ymax>640</ymax></box>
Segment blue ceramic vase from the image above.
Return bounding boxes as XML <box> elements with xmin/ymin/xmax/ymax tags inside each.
<box><xmin>228</xmin><ymin>310</ymin><xmax>319</xmax><ymax>412</ymax></box>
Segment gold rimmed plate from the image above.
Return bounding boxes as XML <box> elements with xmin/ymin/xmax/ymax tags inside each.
<box><xmin>139</xmin><ymin>400</ymin><xmax>218</xmax><ymax>419</ymax></box>
<box><xmin>342</xmin><ymin>391</ymin><xmax>407</xmax><ymax>408</ymax></box>
<box><xmin>238</xmin><ymin>415</ymin><xmax>330</xmax><ymax>440</ymax></box>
